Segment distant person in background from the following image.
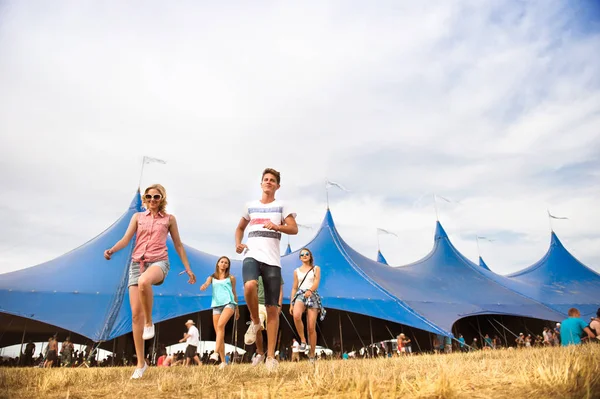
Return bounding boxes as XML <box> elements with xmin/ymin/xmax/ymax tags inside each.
<box><xmin>515</xmin><ymin>333</ymin><xmax>525</xmax><ymax>348</ymax></box>
<box><xmin>458</xmin><ymin>334</ymin><xmax>467</xmax><ymax>352</ymax></box>
<box><xmin>104</xmin><ymin>184</ymin><xmax>196</xmax><ymax>379</ymax></box>
<box><xmin>553</xmin><ymin>323</ymin><xmax>561</xmax><ymax>345</ymax></box>
<box><xmin>484</xmin><ymin>334</ymin><xmax>493</xmax><ymax>350</ymax></box>
<box><xmin>60</xmin><ymin>337</ymin><xmax>74</xmax><ymax>367</ymax></box>
<box><xmin>589</xmin><ymin>308</ymin><xmax>600</xmax><ymax>340</ymax></box>
<box><xmin>23</xmin><ymin>341</ymin><xmax>35</xmax><ymax>366</ymax></box>
<box><xmin>200</xmin><ymin>256</ymin><xmax>239</xmax><ymax>370</ymax></box>
<box><xmin>560</xmin><ymin>308</ymin><xmax>595</xmax><ymax>346</ymax></box>
<box><xmin>291</xmin><ymin>339</ymin><xmax>300</xmax><ymax>362</ymax></box>
<box><xmin>44</xmin><ymin>336</ymin><xmax>58</xmax><ymax>368</ymax></box>
<box><xmin>178</xmin><ymin>320</ymin><xmax>201</xmax><ymax>366</ymax></box>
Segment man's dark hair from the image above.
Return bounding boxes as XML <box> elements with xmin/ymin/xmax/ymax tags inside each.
<box><xmin>262</xmin><ymin>168</ymin><xmax>281</xmax><ymax>184</ymax></box>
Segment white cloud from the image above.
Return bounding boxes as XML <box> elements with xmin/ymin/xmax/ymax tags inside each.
<box><xmin>0</xmin><ymin>0</ymin><xmax>599</xmax><ymax>276</ymax></box>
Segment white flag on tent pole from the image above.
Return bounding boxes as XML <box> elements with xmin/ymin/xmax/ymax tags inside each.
<box><xmin>325</xmin><ymin>180</ymin><xmax>350</xmax><ymax>193</ymax></box>
<box><xmin>144</xmin><ymin>156</ymin><xmax>167</xmax><ymax>164</ymax></box>
<box><xmin>377</xmin><ymin>228</ymin><xmax>398</xmax><ymax>237</ymax></box>
<box><xmin>547</xmin><ymin>211</ymin><xmax>568</xmax><ymax>220</ymax></box>
<box><xmin>326</xmin><ymin>180</ymin><xmax>350</xmax><ymax>192</ymax></box>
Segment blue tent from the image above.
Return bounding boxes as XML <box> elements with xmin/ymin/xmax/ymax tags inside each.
<box><xmin>280</xmin><ymin>210</ymin><xmax>449</xmax><ymax>336</ymax></box>
<box><xmin>349</xmin><ymin>222</ymin><xmax>566</xmax><ymax>332</ymax></box>
<box><xmin>504</xmin><ymin>232</ymin><xmax>600</xmax><ymax>319</ymax></box>
<box><xmin>376</xmin><ymin>250</ymin><xmax>389</xmax><ymax>265</ymax></box>
<box><xmin>0</xmin><ymin>195</ymin><xmax>450</xmax><ymax>341</ymax></box>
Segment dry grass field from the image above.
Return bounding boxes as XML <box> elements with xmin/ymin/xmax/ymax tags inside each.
<box><xmin>1</xmin><ymin>345</ymin><xmax>599</xmax><ymax>398</ymax></box>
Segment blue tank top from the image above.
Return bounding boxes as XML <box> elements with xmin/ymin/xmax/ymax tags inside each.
<box><xmin>211</xmin><ymin>276</ymin><xmax>237</xmax><ymax>308</ymax></box>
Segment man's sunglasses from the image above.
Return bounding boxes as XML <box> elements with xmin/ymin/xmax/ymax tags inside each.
<box><xmin>300</xmin><ymin>252</ymin><xmax>310</xmax><ymax>257</ymax></box>
<box><xmin>144</xmin><ymin>194</ymin><xmax>163</xmax><ymax>201</ymax></box>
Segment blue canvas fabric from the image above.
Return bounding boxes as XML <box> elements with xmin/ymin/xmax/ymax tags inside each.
<box><xmin>478</xmin><ymin>257</ymin><xmax>491</xmax><ymax>272</ymax></box>
<box><xmin>280</xmin><ymin>210</ymin><xmax>450</xmax><ymax>336</ymax></box>
<box><xmin>503</xmin><ymin>233</ymin><xmax>600</xmax><ymax>320</ymax></box>
<box><xmin>349</xmin><ymin>222</ymin><xmax>566</xmax><ymax>333</ymax></box>
<box><xmin>377</xmin><ymin>250</ymin><xmax>389</xmax><ymax>265</ymax></box>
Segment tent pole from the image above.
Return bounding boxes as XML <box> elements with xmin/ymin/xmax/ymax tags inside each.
<box><xmin>476</xmin><ymin>316</ymin><xmax>485</xmax><ymax>343</ymax></box>
<box><xmin>500</xmin><ymin>316</ymin><xmax>508</xmax><ymax>344</ymax></box>
<box><xmin>18</xmin><ymin>320</ymin><xmax>27</xmax><ymax>366</ymax></box>
<box><xmin>369</xmin><ymin>318</ymin><xmax>374</xmax><ymax>350</ymax></box>
<box><xmin>316</xmin><ymin>322</ymin><xmax>330</xmax><ymax>349</ymax></box>
<box><xmin>338</xmin><ymin>312</ymin><xmax>343</xmax><ymax>355</ymax></box>
<box><xmin>346</xmin><ymin>313</ymin><xmax>366</xmax><ymax>348</ymax></box>
<box><xmin>408</xmin><ymin>326</ymin><xmax>422</xmax><ymax>353</ymax></box>
<box><xmin>112</xmin><ymin>339</ymin><xmax>116</xmax><ymax>367</ymax></box>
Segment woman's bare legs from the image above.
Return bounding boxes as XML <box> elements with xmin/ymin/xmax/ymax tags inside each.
<box><xmin>293</xmin><ymin>301</ymin><xmax>307</xmax><ymax>344</ymax></box>
<box><xmin>307</xmin><ymin>308</ymin><xmax>318</xmax><ymax>358</ymax></box>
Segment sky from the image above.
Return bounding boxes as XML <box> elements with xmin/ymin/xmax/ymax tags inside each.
<box><xmin>1</xmin><ymin>1</ymin><xmax>599</xmax><ymax>277</ymax></box>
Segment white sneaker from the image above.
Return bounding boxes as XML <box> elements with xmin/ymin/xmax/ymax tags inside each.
<box><xmin>252</xmin><ymin>353</ymin><xmax>264</xmax><ymax>367</ymax></box>
<box><xmin>244</xmin><ymin>322</ymin><xmax>260</xmax><ymax>345</ymax></box>
<box><xmin>209</xmin><ymin>352</ymin><xmax>219</xmax><ymax>362</ymax></box>
<box><xmin>218</xmin><ymin>362</ymin><xmax>227</xmax><ymax>370</ymax></box>
<box><xmin>142</xmin><ymin>324</ymin><xmax>155</xmax><ymax>340</ymax></box>
<box><xmin>130</xmin><ymin>362</ymin><xmax>148</xmax><ymax>379</ymax></box>
<box><xmin>265</xmin><ymin>357</ymin><xmax>278</xmax><ymax>373</ymax></box>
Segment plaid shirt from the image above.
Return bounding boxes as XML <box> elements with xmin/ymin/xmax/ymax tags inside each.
<box><xmin>292</xmin><ymin>289</ymin><xmax>327</xmax><ymax>321</ymax></box>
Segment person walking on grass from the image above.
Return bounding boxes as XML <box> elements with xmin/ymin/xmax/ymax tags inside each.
<box><xmin>178</xmin><ymin>320</ymin><xmax>201</xmax><ymax>366</ymax></box>
<box><xmin>560</xmin><ymin>307</ymin><xmax>595</xmax><ymax>346</ymax></box>
<box><xmin>200</xmin><ymin>256</ymin><xmax>240</xmax><ymax>369</ymax></box>
<box><xmin>44</xmin><ymin>336</ymin><xmax>58</xmax><ymax>368</ymax></box>
<box><xmin>235</xmin><ymin>168</ymin><xmax>298</xmax><ymax>372</ymax></box>
<box><xmin>252</xmin><ymin>275</ymin><xmax>283</xmax><ymax>367</ymax></box>
<box><xmin>290</xmin><ymin>247</ymin><xmax>326</xmax><ymax>364</ymax></box>
<box><xmin>104</xmin><ymin>184</ymin><xmax>196</xmax><ymax>379</ymax></box>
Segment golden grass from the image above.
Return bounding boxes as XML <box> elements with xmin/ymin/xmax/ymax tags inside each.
<box><xmin>1</xmin><ymin>345</ymin><xmax>599</xmax><ymax>399</ymax></box>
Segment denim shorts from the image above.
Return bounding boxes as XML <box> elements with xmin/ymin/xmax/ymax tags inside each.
<box><xmin>212</xmin><ymin>303</ymin><xmax>236</xmax><ymax>315</ymax></box>
<box><xmin>128</xmin><ymin>260</ymin><xmax>170</xmax><ymax>287</ymax></box>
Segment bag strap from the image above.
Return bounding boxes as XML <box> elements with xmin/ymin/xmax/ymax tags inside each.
<box><xmin>297</xmin><ymin>266</ymin><xmax>315</xmax><ymax>291</ymax></box>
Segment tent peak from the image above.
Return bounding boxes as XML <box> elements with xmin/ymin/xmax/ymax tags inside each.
<box><xmin>377</xmin><ymin>250</ymin><xmax>389</xmax><ymax>265</ymax></box>
<box><xmin>435</xmin><ymin>221</ymin><xmax>448</xmax><ymax>240</ymax></box>
<box><xmin>478</xmin><ymin>256</ymin><xmax>491</xmax><ymax>271</ymax></box>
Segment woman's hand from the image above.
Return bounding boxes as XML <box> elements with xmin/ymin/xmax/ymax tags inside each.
<box><xmin>304</xmin><ymin>290</ymin><xmax>312</xmax><ymax>298</ymax></box>
<box><xmin>186</xmin><ymin>269</ymin><xmax>196</xmax><ymax>284</ymax></box>
<box><xmin>104</xmin><ymin>249</ymin><xmax>113</xmax><ymax>260</ymax></box>
<box><xmin>200</xmin><ymin>283</ymin><xmax>208</xmax><ymax>291</ymax></box>
<box><xmin>235</xmin><ymin>307</ymin><xmax>240</xmax><ymax>320</ymax></box>
<box><xmin>289</xmin><ymin>305</ymin><xmax>294</xmax><ymax>315</ymax></box>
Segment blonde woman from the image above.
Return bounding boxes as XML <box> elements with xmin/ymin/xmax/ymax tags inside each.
<box><xmin>104</xmin><ymin>184</ymin><xmax>196</xmax><ymax>379</ymax></box>
<box><xmin>290</xmin><ymin>247</ymin><xmax>326</xmax><ymax>363</ymax></box>
<box><xmin>200</xmin><ymin>256</ymin><xmax>239</xmax><ymax>369</ymax></box>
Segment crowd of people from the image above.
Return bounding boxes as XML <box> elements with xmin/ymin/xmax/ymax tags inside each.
<box><xmin>1</xmin><ymin>169</ymin><xmax>598</xmax><ymax>377</ymax></box>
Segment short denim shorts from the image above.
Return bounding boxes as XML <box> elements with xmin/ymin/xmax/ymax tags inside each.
<box><xmin>212</xmin><ymin>303</ymin><xmax>236</xmax><ymax>315</ymax></box>
<box><xmin>128</xmin><ymin>260</ymin><xmax>170</xmax><ymax>287</ymax></box>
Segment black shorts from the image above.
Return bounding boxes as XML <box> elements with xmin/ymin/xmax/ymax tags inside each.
<box><xmin>242</xmin><ymin>258</ymin><xmax>281</xmax><ymax>306</ymax></box>
<box><xmin>47</xmin><ymin>350</ymin><xmax>58</xmax><ymax>362</ymax></box>
<box><xmin>185</xmin><ymin>344</ymin><xmax>197</xmax><ymax>359</ymax></box>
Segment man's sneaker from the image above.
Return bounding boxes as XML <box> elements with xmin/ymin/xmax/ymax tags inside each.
<box><xmin>142</xmin><ymin>324</ymin><xmax>155</xmax><ymax>340</ymax></box>
<box><xmin>218</xmin><ymin>362</ymin><xmax>227</xmax><ymax>370</ymax></box>
<box><xmin>265</xmin><ymin>357</ymin><xmax>279</xmax><ymax>373</ymax></box>
<box><xmin>130</xmin><ymin>362</ymin><xmax>148</xmax><ymax>379</ymax></box>
<box><xmin>244</xmin><ymin>322</ymin><xmax>261</xmax><ymax>345</ymax></box>
<box><xmin>252</xmin><ymin>353</ymin><xmax>264</xmax><ymax>367</ymax></box>
<box><xmin>209</xmin><ymin>353</ymin><xmax>219</xmax><ymax>362</ymax></box>
<box><xmin>299</xmin><ymin>342</ymin><xmax>307</xmax><ymax>352</ymax></box>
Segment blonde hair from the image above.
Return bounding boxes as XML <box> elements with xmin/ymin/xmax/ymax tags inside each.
<box><xmin>142</xmin><ymin>184</ymin><xmax>168</xmax><ymax>213</ymax></box>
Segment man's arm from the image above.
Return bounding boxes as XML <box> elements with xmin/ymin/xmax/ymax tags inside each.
<box><xmin>235</xmin><ymin>217</ymin><xmax>250</xmax><ymax>253</ymax></box>
<box><xmin>583</xmin><ymin>326</ymin><xmax>595</xmax><ymax>339</ymax></box>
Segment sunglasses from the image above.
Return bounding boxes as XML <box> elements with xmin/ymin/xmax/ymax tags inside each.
<box><xmin>144</xmin><ymin>194</ymin><xmax>163</xmax><ymax>201</ymax></box>
<box><xmin>300</xmin><ymin>252</ymin><xmax>310</xmax><ymax>257</ymax></box>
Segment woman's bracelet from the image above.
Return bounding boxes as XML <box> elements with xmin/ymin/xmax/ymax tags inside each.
<box><xmin>306</xmin><ymin>289</ymin><xmax>313</xmax><ymax>293</ymax></box>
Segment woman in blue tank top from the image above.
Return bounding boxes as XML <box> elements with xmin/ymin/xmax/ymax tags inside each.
<box><xmin>200</xmin><ymin>256</ymin><xmax>239</xmax><ymax>369</ymax></box>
